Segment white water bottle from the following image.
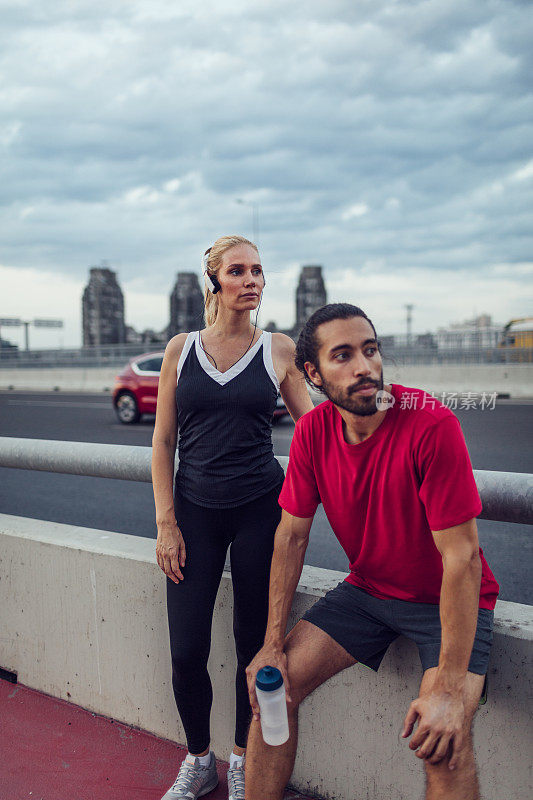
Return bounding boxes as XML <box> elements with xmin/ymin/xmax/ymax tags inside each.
<box><xmin>255</xmin><ymin>666</ymin><xmax>289</xmax><ymax>745</ymax></box>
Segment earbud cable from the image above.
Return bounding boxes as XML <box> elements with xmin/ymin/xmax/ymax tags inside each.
<box><xmin>200</xmin><ymin>293</ymin><xmax>263</xmax><ymax>372</ymax></box>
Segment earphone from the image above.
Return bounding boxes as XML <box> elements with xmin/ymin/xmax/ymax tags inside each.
<box><xmin>202</xmin><ymin>248</ymin><xmax>221</xmax><ymax>294</ymax></box>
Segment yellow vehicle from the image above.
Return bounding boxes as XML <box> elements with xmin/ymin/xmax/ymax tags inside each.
<box><xmin>499</xmin><ymin>318</ymin><xmax>533</xmax><ymax>362</ymax></box>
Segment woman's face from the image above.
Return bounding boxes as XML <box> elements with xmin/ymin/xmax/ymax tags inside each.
<box><xmin>216</xmin><ymin>244</ymin><xmax>265</xmax><ymax>312</ymax></box>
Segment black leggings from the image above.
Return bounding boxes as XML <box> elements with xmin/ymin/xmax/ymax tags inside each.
<box><xmin>166</xmin><ymin>482</ymin><xmax>283</xmax><ymax>753</ymax></box>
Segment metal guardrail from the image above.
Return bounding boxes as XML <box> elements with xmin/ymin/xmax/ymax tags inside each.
<box><xmin>382</xmin><ymin>347</ymin><xmax>533</xmax><ymax>366</ymax></box>
<box><xmin>1</xmin><ymin>343</ymin><xmax>532</xmax><ymax>368</ymax></box>
<box><xmin>0</xmin><ymin>343</ymin><xmax>158</xmax><ymax>369</ymax></box>
<box><xmin>0</xmin><ymin>437</ymin><xmax>531</xmax><ymax>526</ymax></box>
<box><xmin>0</xmin><ymin>437</ymin><xmax>289</xmax><ymax>484</ymax></box>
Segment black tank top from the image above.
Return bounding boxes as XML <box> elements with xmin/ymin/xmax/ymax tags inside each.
<box><xmin>175</xmin><ymin>330</ymin><xmax>285</xmax><ymax>508</ymax></box>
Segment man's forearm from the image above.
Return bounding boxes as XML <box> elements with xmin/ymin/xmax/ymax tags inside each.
<box><xmin>436</xmin><ymin>552</ymin><xmax>482</xmax><ymax>690</ymax></box>
<box><xmin>264</xmin><ymin>521</ymin><xmax>309</xmax><ymax>646</ymax></box>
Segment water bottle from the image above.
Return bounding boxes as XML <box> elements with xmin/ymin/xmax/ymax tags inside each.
<box><xmin>255</xmin><ymin>666</ymin><xmax>289</xmax><ymax>745</ymax></box>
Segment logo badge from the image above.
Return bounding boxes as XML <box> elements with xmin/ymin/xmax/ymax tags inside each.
<box><xmin>376</xmin><ymin>390</ymin><xmax>395</xmax><ymax>411</ymax></box>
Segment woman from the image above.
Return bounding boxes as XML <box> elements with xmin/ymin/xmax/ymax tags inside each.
<box><xmin>152</xmin><ymin>235</ymin><xmax>313</xmax><ymax>800</ymax></box>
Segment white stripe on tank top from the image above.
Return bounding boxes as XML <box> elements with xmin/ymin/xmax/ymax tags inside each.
<box><xmin>177</xmin><ymin>330</ymin><xmax>279</xmax><ymax>391</ymax></box>
<box><xmin>176</xmin><ymin>331</ymin><xmax>196</xmax><ymax>383</ymax></box>
<box><xmin>262</xmin><ymin>331</ymin><xmax>280</xmax><ymax>392</ymax></box>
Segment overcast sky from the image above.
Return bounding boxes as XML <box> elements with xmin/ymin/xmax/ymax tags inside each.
<box><xmin>1</xmin><ymin>0</ymin><xmax>532</xmax><ymax>349</ymax></box>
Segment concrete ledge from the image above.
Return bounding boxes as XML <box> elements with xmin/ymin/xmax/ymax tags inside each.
<box><xmin>1</xmin><ymin>514</ymin><xmax>532</xmax><ymax>799</ymax></box>
<box><xmin>1</xmin><ymin>363</ymin><xmax>532</xmax><ymax>396</ymax></box>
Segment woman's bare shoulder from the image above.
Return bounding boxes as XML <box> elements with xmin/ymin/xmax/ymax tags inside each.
<box><xmin>164</xmin><ymin>332</ymin><xmax>190</xmax><ymax>363</ymax></box>
<box><xmin>271</xmin><ymin>332</ymin><xmax>296</xmax><ymax>357</ymax></box>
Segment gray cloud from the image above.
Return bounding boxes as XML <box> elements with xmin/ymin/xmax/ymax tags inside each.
<box><xmin>1</xmin><ymin>0</ymin><xmax>531</xmax><ymax>337</ymax></box>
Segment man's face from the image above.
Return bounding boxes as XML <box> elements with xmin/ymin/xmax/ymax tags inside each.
<box><xmin>305</xmin><ymin>316</ymin><xmax>384</xmax><ymax>417</ymax></box>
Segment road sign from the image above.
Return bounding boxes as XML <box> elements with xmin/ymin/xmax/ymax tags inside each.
<box><xmin>33</xmin><ymin>319</ymin><xmax>64</xmax><ymax>328</ymax></box>
<box><xmin>0</xmin><ymin>318</ymin><xmax>22</xmax><ymax>326</ymax></box>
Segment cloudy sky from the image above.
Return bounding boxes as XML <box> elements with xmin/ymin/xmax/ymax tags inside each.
<box><xmin>1</xmin><ymin>0</ymin><xmax>532</xmax><ymax>349</ymax></box>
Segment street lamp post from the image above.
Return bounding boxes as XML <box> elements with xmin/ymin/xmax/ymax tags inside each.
<box><xmin>404</xmin><ymin>304</ymin><xmax>414</xmax><ymax>347</ymax></box>
<box><xmin>235</xmin><ymin>198</ymin><xmax>259</xmax><ymax>245</ymax></box>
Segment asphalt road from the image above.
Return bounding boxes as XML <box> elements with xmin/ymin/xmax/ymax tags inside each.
<box><xmin>1</xmin><ymin>391</ymin><xmax>532</xmax><ymax>604</ymax></box>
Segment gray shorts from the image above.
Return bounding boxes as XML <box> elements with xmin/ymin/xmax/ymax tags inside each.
<box><xmin>302</xmin><ymin>581</ymin><xmax>494</xmax><ymax>674</ymax></box>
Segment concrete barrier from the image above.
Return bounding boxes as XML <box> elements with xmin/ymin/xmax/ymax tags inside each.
<box><xmin>385</xmin><ymin>363</ymin><xmax>533</xmax><ymax>398</ymax></box>
<box><xmin>0</xmin><ymin>367</ymin><xmax>116</xmax><ymax>393</ymax></box>
<box><xmin>0</xmin><ymin>364</ymin><xmax>532</xmax><ymax>396</ymax></box>
<box><xmin>0</xmin><ymin>514</ymin><xmax>531</xmax><ymax>799</ymax></box>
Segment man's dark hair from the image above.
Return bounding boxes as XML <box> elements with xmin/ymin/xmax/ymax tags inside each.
<box><xmin>295</xmin><ymin>303</ymin><xmax>379</xmax><ymax>390</ymax></box>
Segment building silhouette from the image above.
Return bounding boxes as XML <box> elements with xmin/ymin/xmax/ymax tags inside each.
<box><xmin>293</xmin><ymin>265</ymin><xmax>327</xmax><ymax>337</ymax></box>
<box><xmin>169</xmin><ymin>272</ymin><xmax>204</xmax><ymax>337</ymax></box>
<box><xmin>125</xmin><ymin>325</ymin><xmax>166</xmax><ymax>346</ymax></box>
<box><xmin>82</xmin><ymin>265</ymin><xmax>125</xmax><ymax>346</ymax></box>
<box><xmin>436</xmin><ymin>314</ymin><xmax>502</xmax><ymax>350</ymax></box>
<box><xmin>264</xmin><ymin>265</ymin><xmax>328</xmax><ymax>341</ymax></box>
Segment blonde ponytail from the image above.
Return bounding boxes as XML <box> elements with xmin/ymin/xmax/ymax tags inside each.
<box><xmin>203</xmin><ymin>285</ymin><xmax>218</xmax><ymax>327</ymax></box>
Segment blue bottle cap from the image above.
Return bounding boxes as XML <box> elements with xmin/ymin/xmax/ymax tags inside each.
<box><xmin>256</xmin><ymin>666</ymin><xmax>283</xmax><ymax>692</ymax></box>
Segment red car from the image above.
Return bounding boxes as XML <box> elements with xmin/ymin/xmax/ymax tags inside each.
<box><xmin>113</xmin><ymin>351</ymin><xmax>289</xmax><ymax>424</ymax></box>
<box><xmin>113</xmin><ymin>352</ymin><xmax>164</xmax><ymax>424</ymax></box>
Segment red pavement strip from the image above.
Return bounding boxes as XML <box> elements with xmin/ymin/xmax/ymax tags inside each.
<box><xmin>0</xmin><ymin>679</ymin><xmax>311</xmax><ymax>800</ymax></box>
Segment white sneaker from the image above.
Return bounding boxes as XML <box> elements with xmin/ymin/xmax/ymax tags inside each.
<box><xmin>161</xmin><ymin>752</ymin><xmax>218</xmax><ymax>799</ymax></box>
<box><xmin>227</xmin><ymin>757</ymin><xmax>245</xmax><ymax>800</ymax></box>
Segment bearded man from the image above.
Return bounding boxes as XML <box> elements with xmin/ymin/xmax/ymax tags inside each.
<box><xmin>245</xmin><ymin>303</ymin><xmax>498</xmax><ymax>800</ymax></box>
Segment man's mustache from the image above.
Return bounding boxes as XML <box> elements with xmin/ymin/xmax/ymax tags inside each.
<box><xmin>347</xmin><ymin>379</ymin><xmax>381</xmax><ymax>395</ymax></box>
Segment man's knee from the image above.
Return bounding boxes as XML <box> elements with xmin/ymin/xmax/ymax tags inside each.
<box><xmin>282</xmin><ymin>641</ymin><xmax>328</xmax><ymax>709</ymax></box>
<box><xmin>283</xmin><ymin>648</ymin><xmax>310</xmax><ymax>711</ymax></box>
<box><xmin>285</xmin><ymin>679</ymin><xmax>307</xmax><ymax>712</ymax></box>
<box><xmin>423</xmin><ymin>725</ymin><xmax>475</xmax><ymax>781</ymax></box>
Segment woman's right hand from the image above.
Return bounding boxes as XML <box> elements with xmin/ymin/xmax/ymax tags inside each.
<box><xmin>155</xmin><ymin>519</ymin><xmax>186</xmax><ymax>583</ymax></box>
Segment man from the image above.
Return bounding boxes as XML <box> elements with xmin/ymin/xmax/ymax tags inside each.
<box><xmin>245</xmin><ymin>303</ymin><xmax>498</xmax><ymax>800</ymax></box>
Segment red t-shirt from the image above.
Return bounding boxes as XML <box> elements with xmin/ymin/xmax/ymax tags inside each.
<box><xmin>279</xmin><ymin>384</ymin><xmax>499</xmax><ymax>609</ymax></box>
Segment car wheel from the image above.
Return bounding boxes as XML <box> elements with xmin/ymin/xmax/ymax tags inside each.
<box><xmin>115</xmin><ymin>392</ymin><xmax>141</xmax><ymax>424</ymax></box>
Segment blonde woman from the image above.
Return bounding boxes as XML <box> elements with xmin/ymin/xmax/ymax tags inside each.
<box><xmin>152</xmin><ymin>235</ymin><xmax>313</xmax><ymax>800</ymax></box>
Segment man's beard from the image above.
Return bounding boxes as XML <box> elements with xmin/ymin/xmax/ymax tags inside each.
<box><xmin>319</xmin><ymin>371</ymin><xmax>384</xmax><ymax>416</ymax></box>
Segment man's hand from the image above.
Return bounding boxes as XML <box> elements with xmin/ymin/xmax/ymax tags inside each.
<box><xmin>402</xmin><ymin>688</ymin><xmax>466</xmax><ymax>769</ymax></box>
<box><xmin>246</xmin><ymin>642</ymin><xmax>290</xmax><ymax>721</ymax></box>
<box><xmin>155</xmin><ymin>519</ymin><xmax>186</xmax><ymax>584</ymax></box>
